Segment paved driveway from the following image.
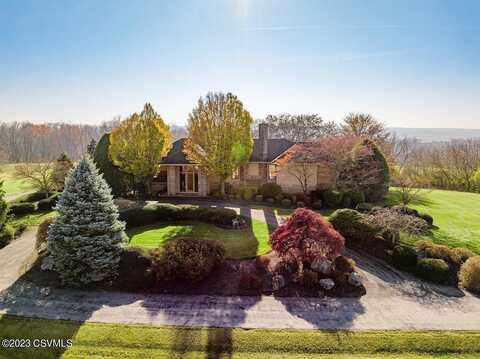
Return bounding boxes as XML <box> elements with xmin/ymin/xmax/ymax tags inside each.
<box><xmin>1</xmin><ymin>209</ymin><xmax>480</xmax><ymax>330</ymax></box>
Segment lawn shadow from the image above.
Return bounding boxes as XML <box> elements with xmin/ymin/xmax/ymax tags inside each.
<box><xmin>386</xmin><ymin>190</ymin><xmax>435</xmax><ymax>207</ymax></box>
<box><xmin>0</xmin><ymin>254</ymin><xmax>139</xmax><ymax>358</ymax></box>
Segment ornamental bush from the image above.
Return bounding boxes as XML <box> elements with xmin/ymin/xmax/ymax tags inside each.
<box><xmin>47</xmin><ymin>156</ymin><xmax>127</xmax><ymax>286</ymax></box>
<box><xmin>151</xmin><ymin>237</ymin><xmax>225</xmax><ymax>282</ymax></box>
<box><xmin>322</xmin><ymin>189</ymin><xmax>343</xmax><ymax>208</ymax></box>
<box><xmin>258</xmin><ymin>183</ymin><xmax>282</xmax><ymax>200</ymax></box>
<box><xmin>329</xmin><ymin>209</ymin><xmax>379</xmax><ymax>243</ymax></box>
<box><xmin>458</xmin><ymin>256</ymin><xmax>480</xmax><ymax>293</ymax></box>
<box><xmin>269</xmin><ymin>208</ymin><xmax>345</xmax><ymax>270</ymax></box>
<box><xmin>416</xmin><ymin>258</ymin><xmax>450</xmax><ymax>283</ymax></box>
<box><xmin>391</xmin><ymin>245</ymin><xmax>418</xmax><ymax>268</ymax></box>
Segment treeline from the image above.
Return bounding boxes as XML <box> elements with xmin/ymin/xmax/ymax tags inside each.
<box><xmin>0</xmin><ymin>120</ymin><xmax>187</xmax><ymax>163</ymax></box>
<box><xmin>394</xmin><ymin>138</ymin><xmax>480</xmax><ymax>193</ymax></box>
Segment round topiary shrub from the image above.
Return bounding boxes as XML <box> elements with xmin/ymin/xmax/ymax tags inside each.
<box><xmin>258</xmin><ymin>182</ymin><xmax>282</xmax><ymax>200</ymax></box>
<box><xmin>36</xmin><ymin>217</ymin><xmax>55</xmax><ymax>253</ymax></box>
<box><xmin>458</xmin><ymin>256</ymin><xmax>480</xmax><ymax>293</ymax></box>
<box><xmin>329</xmin><ymin>209</ymin><xmax>379</xmax><ymax>244</ymax></box>
<box><xmin>281</xmin><ymin>198</ymin><xmax>292</xmax><ymax>207</ymax></box>
<box><xmin>391</xmin><ymin>245</ymin><xmax>418</xmax><ymax>268</ymax></box>
<box><xmin>151</xmin><ymin>237</ymin><xmax>225</xmax><ymax>282</ymax></box>
<box><xmin>416</xmin><ymin>258</ymin><xmax>450</xmax><ymax>283</ymax></box>
<box><xmin>322</xmin><ymin>189</ymin><xmax>343</xmax><ymax>209</ymax></box>
<box><xmin>452</xmin><ymin>247</ymin><xmax>475</xmax><ymax>264</ymax></box>
<box><xmin>334</xmin><ymin>255</ymin><xmax>356</xmax><ymax>273</ymax></box>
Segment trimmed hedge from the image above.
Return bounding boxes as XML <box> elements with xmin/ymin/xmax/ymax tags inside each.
<box><xmin>15</xmin><ymin>191</ymin><xmax>52</xmax><ymax>203</ymax></box>
<box><xmin>37</xmin><ymin>194</ymin><xmax>60</xmax><ymax>211</ymax></box>
<box><xmin>416</xmin><ymin>258</ymin><xmax>450</xmax><ymax>284</ymax></box>
<box><xmin>119</xmin><ymin>204</ymin><xmax>239</xmax><ymax>229</ymax></box>
<box><xmin>9</xmin><ymin>202</ymin><xmax>36</xmax><ymax>215</ymax></box>
<box><xmin>391</xmin><ymin>245</ymin><xmax>418</xmax><ymax>268</ymax></box>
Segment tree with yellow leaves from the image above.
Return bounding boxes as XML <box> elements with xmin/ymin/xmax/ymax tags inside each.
<box><xmin>184</xmin><ymin>92</ymin><xmax>253</xmax><ymax>195</ymax></box>
<box><xmin>109</xmin><ymin>103</ymin><xmax>171</xmax><ymax>195</ymax></box>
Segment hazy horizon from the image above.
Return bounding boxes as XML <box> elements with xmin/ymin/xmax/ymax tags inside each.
<box><xmin>1</xmin><ymin>1</ymin><xmax>479</xmax><ymax>128</ymax></box>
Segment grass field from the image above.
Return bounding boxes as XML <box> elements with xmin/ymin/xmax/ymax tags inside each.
<box><xmin>0</xmin><ymin>163</ymin><xmax>34</xmax><ymax>200</ymax></box>
<box><xmin>388</xmin><ymin>189</ymin><xmax>480</xmax><ymax>254</ymax></box>
<box><xmin>1</xmin><ymin>315</ymin><xmax>480</xmax><ymax>359</ymax></box>
<box><xmin>127</xmin><ymin>219</ymin><xmax>272</xmax><ymax>259</ymax></box>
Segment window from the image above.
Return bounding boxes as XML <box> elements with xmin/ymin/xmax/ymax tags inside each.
<box><xmin>232</xmin><ymin>167</ymin><xmax>240</xmax><ymax>179</ymax></box>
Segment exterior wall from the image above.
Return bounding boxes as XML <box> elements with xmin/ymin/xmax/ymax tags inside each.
<box><xmin>317</xmin><ymin>163</ymin><xmax>335</xmax><ymax>190</ymax></box>
<box><xmin>275</xmin><ymin>164</ymin><xmax>318</xmax><ymax>194</ymax></box>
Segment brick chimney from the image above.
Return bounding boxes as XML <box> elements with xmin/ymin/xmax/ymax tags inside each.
<box><xmin>258</xmin><ymin>123</ymin><xmax>269</xmax><ymax>162</ymax></box>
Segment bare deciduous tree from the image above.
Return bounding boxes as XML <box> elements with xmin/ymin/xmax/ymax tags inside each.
<box><xmin>15</xmin><ymin>163</ymin><xmax>56</xmax><ymax>196</ymax></box>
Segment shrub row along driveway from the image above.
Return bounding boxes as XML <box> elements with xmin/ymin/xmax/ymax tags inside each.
<box><xmin>1</xmin><ymin>203</ymin><xmax>480</xmax><ymax>330</ymax></box>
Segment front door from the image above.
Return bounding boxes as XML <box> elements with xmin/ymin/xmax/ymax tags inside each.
<box><xmin>180</xmin><ymin>166</ymin><xmax>199</xmax><ymax>193</ymax></box>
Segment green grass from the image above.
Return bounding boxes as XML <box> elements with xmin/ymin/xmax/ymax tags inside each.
<box><xmin>127</xmin><ymin>219</ymin><xmax>272</xmax><ymax>259</ymax></box>
<box><xmin>8</xmin><ymin>211</ymin><xmax>56</xmax><ymax>230</ymax></box>
<box><xmin>0</xmin><ymin>164</ymin><xmax>34</xmax><ymax>199</ymax></box>
<box><xmin>387</xmin><ymin>188</ymin><xmax>480</xmax><ymax>254</ymax></box>
<box><xmin>1</xmin><ymin>316</ymin><xmax>480</xmax><ymax>359</ymax></box>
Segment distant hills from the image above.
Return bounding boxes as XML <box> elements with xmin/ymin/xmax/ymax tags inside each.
<box><xmin>389</xmin><ymin>128</ymin><xmax>480</xmax><ymax>143</ymax></box>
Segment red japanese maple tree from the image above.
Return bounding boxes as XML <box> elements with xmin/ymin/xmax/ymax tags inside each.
<box><xmin>269</xmin><ymin>208</ymin><xmax>345</xmax><ymax>273</ymax></box>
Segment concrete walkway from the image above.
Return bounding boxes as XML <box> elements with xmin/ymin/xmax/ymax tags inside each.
<box><xmin>1</xmin><ymin>219</ymin><xmax>480</xmax><ymax>330</ymax></box>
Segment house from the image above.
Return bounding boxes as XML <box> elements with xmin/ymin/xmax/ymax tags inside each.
<box><xmin>152</xmin><ymin>124</ymin><xmax>334</xmax><ymax>197</ymax></box>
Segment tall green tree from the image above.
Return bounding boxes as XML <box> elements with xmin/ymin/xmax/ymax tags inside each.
<box><xmin>184</xmin><ymin>92</ymin><xmax>254</xmax><ymax>195</ymax></box>
<box><xmin>47</xmin><ymin>156</ymin><xmax>126</xmax><ymax>286</ymax></box>
<box><xmin>109</xmin><ymin>103</ymin><xmax>172</xmax><ymax>195</ymax></box>
<box><xmin>93</xmin><ymin>133</ymin><xmax>132</xmax><ymax>197</ymax></box>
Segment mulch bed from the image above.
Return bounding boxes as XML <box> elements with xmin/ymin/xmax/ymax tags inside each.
<box><xmin>23</xmin><ymin>253</ymin><xmax>366</xmax><ymax>298</ymax></box>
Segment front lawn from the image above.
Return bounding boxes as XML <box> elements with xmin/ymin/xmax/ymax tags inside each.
<box><xmin>0</xmin><ymin>163</ymin><xmax>34</xmax><ymax>200</ymax></box>
<box><xmin>1</xmin><ymin>315</ymin><xmax>480</xmax><ymax>359</ymax></box>
<box><xmin>387</xmin><ymin>189</ymin><xmax>480</xmax><ymax>254</ymax></box>
<box><xmin>8</xmin><ymin>210</ymin><xmax>56</xmax><ymax>230</ymax></box>
<box><xmin>127</xmin><ymin>219</ymin><xmax>272</xmax><ymax>259</ymax></box>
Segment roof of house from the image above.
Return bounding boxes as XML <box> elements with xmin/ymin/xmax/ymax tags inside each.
<box><xmin>161</xmin><ymin>138</ymin><xmax>295</xmax><ymax>165</ymax></box>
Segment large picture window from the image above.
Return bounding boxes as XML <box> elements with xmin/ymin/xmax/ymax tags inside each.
<box><xmin>180</xmin><ymin>166</ymin><xmax>199</xmax><ymax>193</ymax></box>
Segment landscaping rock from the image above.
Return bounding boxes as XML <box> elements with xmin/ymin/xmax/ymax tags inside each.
<box><xmin>348</xmin><ymin>272</ymin><xmax>362</xmax><ymax>287</ymax></box>
<box><xmin>311</xmin><ymin>258</ymin><xmax>332</xmax><ymax>274</ymax></box>
<box><xmin>41</xmin><ymin>256</ymin><xmax>55</xmax><ymax>271</ymax></box>
<box><xmin>272</xmin><ymin>274</ymin><xmax>285</xmax><ymax>291</ymax></box>
<box><xmin>319</xmin><ymin>278</ymin><xmax>335</xmax><ymax>290</ymax></box>
<box><xmin>40</xmin><ymin>287</ymin><xmax>51</xmax><ymax>297</ymax></box>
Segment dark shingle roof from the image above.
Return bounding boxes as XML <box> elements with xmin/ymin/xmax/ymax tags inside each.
<box><xmin>160</xmin><ymin>138</ymin><xmax>192</xmax><ymax>164</ymax></box>
<box><xmin>250</xmin><ymin>138</ymin><xmax>295</xmax><ymax>162</ymax></box>
<box><xmin>161</xmin><ymin>138</ymin><xmax>295</xmax><ymax>164</ymax></box>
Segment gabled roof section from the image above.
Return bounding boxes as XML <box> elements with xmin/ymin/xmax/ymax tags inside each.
<box><xmin>160</xmin><ymin>138</ymin><xmax>296</xmax><ymax>165</ymax></box>
<box><xmin>160</xmin><ymin>138</ymin><xmax>194</xmax><ymax>164</ymax></box>
<box><xmin>250</xmin><ymin>138</ymin><xmax>295</xmax><ymax>162</ymax></box>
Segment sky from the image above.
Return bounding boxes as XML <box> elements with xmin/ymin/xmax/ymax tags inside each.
<box><xmin>1</xmin><ymin>0</ymin><xmax>479</xmax><ymax>128</ymax></box>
